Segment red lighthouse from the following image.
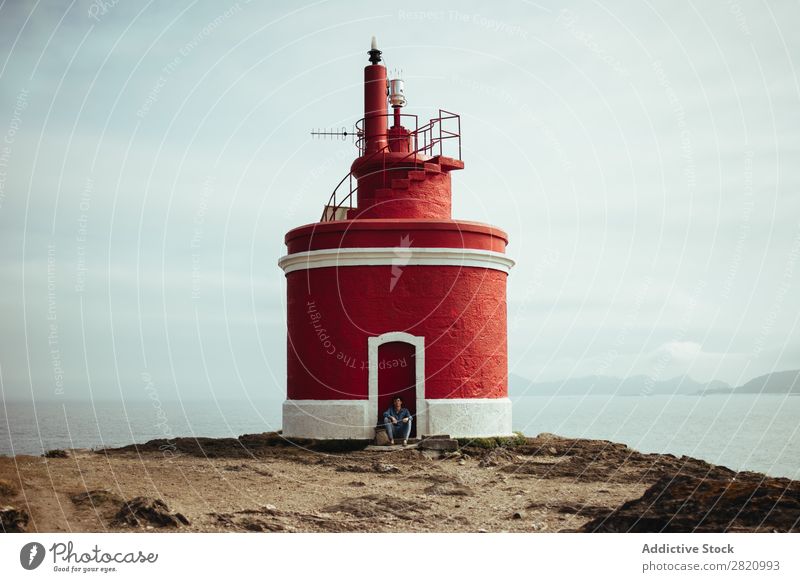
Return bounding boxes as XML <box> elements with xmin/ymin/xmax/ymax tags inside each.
<box><xmin>278</xmin><ymin>39</ymin><xmax>514</xmax><ymax>439</ymax></box>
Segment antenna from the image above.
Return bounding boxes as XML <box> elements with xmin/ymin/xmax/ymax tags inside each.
<box><xmin>310</xmin><ymin>126</ymin><xmax>361</xmax><ymax>142</ymax></box>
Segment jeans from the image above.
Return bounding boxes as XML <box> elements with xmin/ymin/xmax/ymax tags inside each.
<box><xmin>384</xmin><ymin>418</ymin><xmax>412</xmax><ymax>441</ymax></box>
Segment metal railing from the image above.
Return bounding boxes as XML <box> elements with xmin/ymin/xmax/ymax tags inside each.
<box><xmin>320</xmin><ymin>110</ymin><xmax>461</xmax><ymax>222</ymax></box>
<box><xmin>355</xmin><ymin>112</ymin><xmax>419</xmax><ymax>153</ymax></box>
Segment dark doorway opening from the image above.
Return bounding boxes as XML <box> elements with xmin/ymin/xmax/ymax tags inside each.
<box><xmin>377</xmin><ymin>341</ymin><xmax>417</xmax><ymax>438</ymax></box>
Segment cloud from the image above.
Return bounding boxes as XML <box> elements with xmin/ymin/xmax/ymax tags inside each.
<box><xmin>654</xmin><ymin>341</ymin><xmax>703</xmax><ymax>362</ymax></box>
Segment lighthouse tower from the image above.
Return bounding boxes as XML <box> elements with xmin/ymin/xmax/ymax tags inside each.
<box><xmin>278</xmin><ymin>39</ymin><xmax>514</xmax><ymax>439</ymax></box>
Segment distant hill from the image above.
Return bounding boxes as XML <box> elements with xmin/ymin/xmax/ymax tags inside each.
<box><xmin>510</xmin><ymin>369</ymin><xmax>800</xmax><ymax>397</ymax></box>
<box><xmin>733</xmin><ymin>370</ymin><xmax>800</xmax><ymax>394</ymax></box>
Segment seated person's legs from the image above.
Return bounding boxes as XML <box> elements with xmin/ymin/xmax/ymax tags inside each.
<box><xmin>383</xmin><ymin>419</ymin><xmax>396</xmax><ymax>443</ymax></box>
<box><xmin>402</xmin><ymin>417</ymin><xmax>412</xmax><ymax>441</ymax></box>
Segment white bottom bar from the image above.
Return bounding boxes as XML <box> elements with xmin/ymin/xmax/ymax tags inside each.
<box><xmin>4</xmin><ymin>533</ymin><xmax>798</xmax><ymax>581</ymax></box>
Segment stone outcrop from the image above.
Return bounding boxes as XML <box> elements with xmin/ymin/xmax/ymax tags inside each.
<box><xmin>114</xmin><ymin>497</ymin><xmax>190</xmax><ymax>528</ymax></box>
<box><xmin>1</xmin><ymin>505</ymin><xmax>29</xmax><ymax>532</ymax></box>
<box><xmin>580</xmin><ymin>474</ymin><xmax>800</xmax><ymax>532</ymax></box>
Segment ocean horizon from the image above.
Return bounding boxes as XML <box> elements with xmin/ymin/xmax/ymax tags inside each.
<box><xmin>2</xmin><ymin>393</ymin><xmax>797</xmax><ymax>481</ymax></box>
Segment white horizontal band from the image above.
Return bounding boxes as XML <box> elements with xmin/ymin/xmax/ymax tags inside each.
<box><xmin>278</xmin><ymin>247</ymin><xmax>514</xmax><ymax>274</ymax></box>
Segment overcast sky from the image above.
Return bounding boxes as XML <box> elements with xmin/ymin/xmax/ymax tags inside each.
<box><xmin>1</xmin><ymin>0</ymin><xmax>798</xmax><ymax>403</ymax></box>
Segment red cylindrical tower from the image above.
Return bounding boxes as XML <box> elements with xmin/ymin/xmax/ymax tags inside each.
<box><xmin>279</xmin><ymin>39</ymin><xmax>514</xmax><ymax>439</ymax></box>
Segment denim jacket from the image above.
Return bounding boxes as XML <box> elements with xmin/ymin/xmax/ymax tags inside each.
<box><xmin>383</xmin><ymin>406</ymin><xmax>411</xmax><ymax>422</ymax></box>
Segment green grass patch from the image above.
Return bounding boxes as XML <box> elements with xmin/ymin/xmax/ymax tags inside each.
<box><xmin>457</xmin><ymin>431</ymin><xmax>527</xmax><ymax>449</ymax></box>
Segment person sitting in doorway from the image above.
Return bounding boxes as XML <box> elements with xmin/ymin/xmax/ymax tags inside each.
<box><xmin>383</xmin><ymin>397</ymin><xmax>412</xmax><ymax>446</ymax></box>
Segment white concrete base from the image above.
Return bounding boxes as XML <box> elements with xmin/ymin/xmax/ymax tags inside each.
<box><xmin>282</xmin><ymin>397</ymin><xmax>513</xmax><ymax>440</ymax></box>
<box><xmin>282</xmin><ymin>399</ymin><xmax>373</xmax><ymax>439</ymax></box>
<box><xmin>424</xmin><ymin>398</ymin><xmax>514</xmax><ymax>438</ymax></box>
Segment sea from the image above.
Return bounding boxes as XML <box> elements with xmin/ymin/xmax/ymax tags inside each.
<box><xmin>1</xmin><ymin>394</ymin><xmax>798</xmax><ymax>480</ymax></box>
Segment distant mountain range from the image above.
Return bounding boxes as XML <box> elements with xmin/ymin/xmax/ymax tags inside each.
<box><xmin>509</xmin><ymin>369</ymin><xmax>800</xmax><ymax>397</ymax></box>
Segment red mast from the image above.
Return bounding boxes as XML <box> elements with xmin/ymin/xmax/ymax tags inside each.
<box><xmin>362</xmin><ymin>36</ymin><xmax>389</xmax><ymax>155</ymax></box>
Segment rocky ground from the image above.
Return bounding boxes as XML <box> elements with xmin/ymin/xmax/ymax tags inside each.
<box><xmin>1</xmin><ymin>433</ymin><xmax>798</xmax><ymax>533</ymax></box>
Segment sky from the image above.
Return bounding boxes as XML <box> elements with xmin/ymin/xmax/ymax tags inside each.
<box><xmin>0</xmin><ymin>0</ymin><xmax>799</xmax><ymax>404</ymax></box>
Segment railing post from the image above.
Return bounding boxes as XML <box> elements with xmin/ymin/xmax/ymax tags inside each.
<box><xmin>457</xmin><ymin>113</ymin><xmax>461</xmax><ymax>160</ymax></box>
<box><xmin>438</xmin><ymin>112</ymin><xmax>443</xmax><ymax>157</ymax></box>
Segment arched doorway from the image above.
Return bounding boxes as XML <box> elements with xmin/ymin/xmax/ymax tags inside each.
<box><xmin>377</xmin><ymin>342</ymin><xmax>416</xmax><ymax>437</ymax></box>
<box><xmin>368</xmin><ymin>332</ymin><xmax>426</xmax><ymax>438</ymax></box>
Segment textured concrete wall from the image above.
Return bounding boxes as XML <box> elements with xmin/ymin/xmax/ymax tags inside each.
<box><xmin>286</xmin><ymin>264</ymin><xmax>508</xmax><ymax>401</ymax></box>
